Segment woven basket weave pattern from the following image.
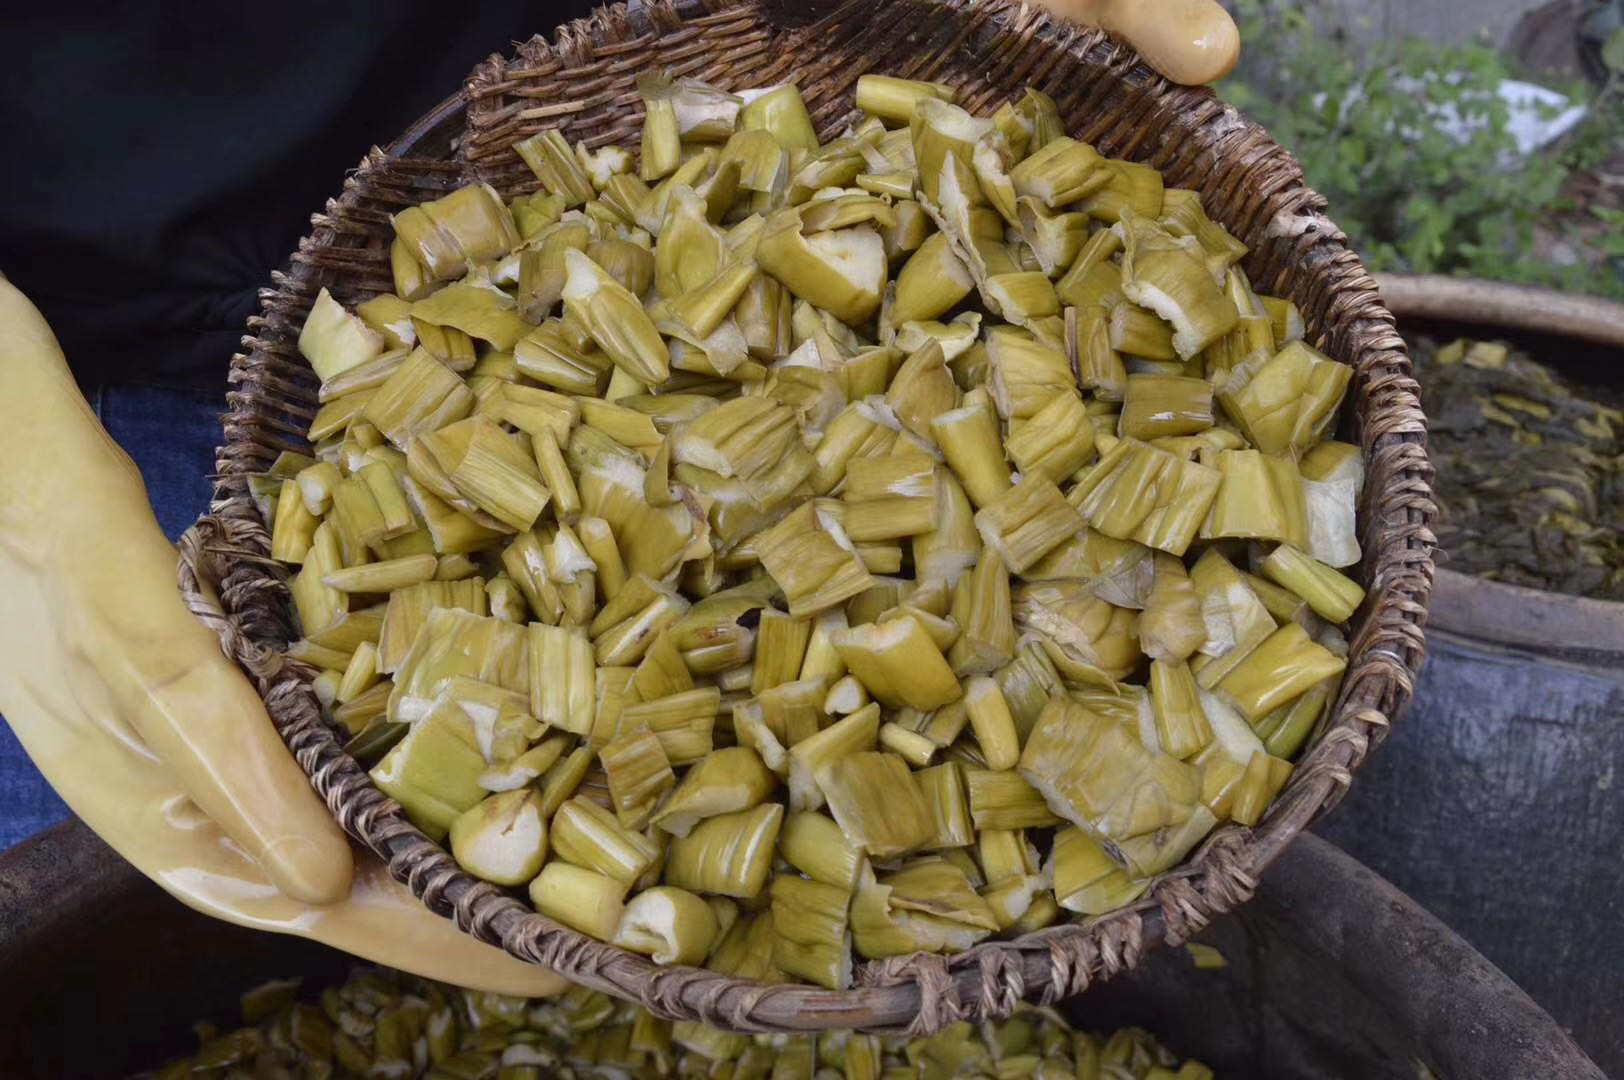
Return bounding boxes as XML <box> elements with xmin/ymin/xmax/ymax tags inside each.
<box><xmin>187</xmin><ymin>0</ymin><xmax>1435</xmax><ymax>1035</ymax></box>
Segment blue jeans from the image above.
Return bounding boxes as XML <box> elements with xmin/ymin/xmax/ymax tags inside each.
<box><xmin>0</xmin><ymin>383</ymin><xmax>222</xmax><ymax>851</ymax></box>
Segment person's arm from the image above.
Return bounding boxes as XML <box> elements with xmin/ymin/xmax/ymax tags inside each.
<box><xmin>0</xmin><ymin>272</ymin><xmax>567</xmax><ymax>996</ymax></box>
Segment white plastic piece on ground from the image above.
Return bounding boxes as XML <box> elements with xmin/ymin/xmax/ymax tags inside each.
<box><xmin>1314</xmin><ymin>75</ymin><xmax>1588</xmax><ymax>160</ymax></box>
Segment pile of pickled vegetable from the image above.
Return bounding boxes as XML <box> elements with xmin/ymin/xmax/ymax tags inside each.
<box><xmin>141</xmin><ymin>967</ymin><xmax>1213</xmax><ymax>1080</ymax></box>
<box><xmin>263</xmin><ymin>72</ymin><xmax>1366</xmax><ymax>988</ymax></box>
<box><xmin>1417</xmin><ymin>337</ymin><xmax>1622</xmax><ymax>601</ymax></box>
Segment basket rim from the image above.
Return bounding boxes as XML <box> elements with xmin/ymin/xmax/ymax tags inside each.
<box><xmin>188</xmin><ymin>0</ymin><xmax>1436</xmax><ymax>1035</ymax></box>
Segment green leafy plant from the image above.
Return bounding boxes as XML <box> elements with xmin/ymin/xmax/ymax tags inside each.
<box><xmin>1222</xmin><ymin>0</ymin><xmax>1623</xmax><ymax>299</ymax></box>
<box><xmin>1595</xmin><ymin>207</ymin><xmax>1624</xmax><ymax>259</ymax></box>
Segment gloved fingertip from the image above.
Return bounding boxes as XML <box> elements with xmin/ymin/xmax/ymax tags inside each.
<box><xmin>1099</xmin><ymin>0</ymin><xmax>1242</xmax><ymax>86</ymax></box>
<box><xmin>1182</xmin><ymin>12</ymin><xmax>1241</xmax><ymax>84</ymax></box>
<box><xmin>262</xmin><ymin>829</ymin><xmax>355</xmax><ymax>906</ymax></box>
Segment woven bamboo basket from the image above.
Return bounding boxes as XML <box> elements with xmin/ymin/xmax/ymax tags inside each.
<box><xmin>180</xmin><ymin>0</ymin><xmax>1437</xmax><ymax>1035</ymax></box>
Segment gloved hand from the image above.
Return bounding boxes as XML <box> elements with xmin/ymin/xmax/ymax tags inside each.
<box><xmin>0</xmin><ymin>273</ymin><xmax>566</xmax><ymax>998</ymax></box>
<box><xmin>1032</xmin><ymin>0</ymin><xmax>1241</xmax><ymax>85</ymax></box>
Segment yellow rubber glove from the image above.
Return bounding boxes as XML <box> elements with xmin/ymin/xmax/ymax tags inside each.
<box><xmin>0</xmin><ymin>273</ymin><xmax>566</xmax><ymax>998</ymax></box>
<box><xmin>1034</xmin><ymin>0</ymin><xmax>1240</xmax><ymax>85</ymax></box>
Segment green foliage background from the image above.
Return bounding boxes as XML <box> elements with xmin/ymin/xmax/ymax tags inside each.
<box><xmin>1221</xmin><ymin>0</ymin><xmax>1623</xmax><ymax>298</ymax></box>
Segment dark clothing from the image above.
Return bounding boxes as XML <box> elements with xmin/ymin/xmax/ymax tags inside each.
<box><xmin>0</xmin><ymin>3</ymin><xmax>594</xmax><ymax>850</ymax></box>
<box><xmin>0</xmin><ymin>2</ymin><xmax>593</xmax><ymax>392</ymax></box>
<box><xmin>0</xmin><ymin>383</ymin><xmax>220</xmax><ymax>849</ymax></box>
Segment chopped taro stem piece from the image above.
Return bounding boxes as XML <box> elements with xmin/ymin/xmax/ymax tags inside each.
<box><xmin>974</xmin><ymin>476</ymin><xmax>1082</xmax><ymax>573</ymax></box>
<box><xmin>771</xmin><ymin>875</ymin><xmax>854</xmax><ymax>989</ymax></box>
<box><xmin>821</xmin><ymin>751</ymin><xmax>934</xmax><ymax>857</ymax></box>
<box><xmin>665</xmin><ymin>803</ymin><xmax>784</xmax><ymax>899</ymax></box>
<box><xmin>831</xmin><ymin>618</ymin><xmax>962</xmax><ymax>711</ymax></box>
<box><xmin>529</xmin><ymin>862</ymin><xmax>627</xmax><ymax>940</ymax></box>
<box><xmin>1259</xmin><ymin>543</ymin><xmax>1367</xmax><ymax>623</ymax></box>
<box><xmin>551</xmin><ymin>796</ymin><xmax>660</xmax><ymax>884</ymax></box>
<box><xmin>1069</xmin><ymin>437</ymin><xmax>1220</xmax><ymax>556</ymax></box>
<box><xmin>613</xmin><ymin>885</ymin><xmax>720</xmax><ymax>966</ymax></box>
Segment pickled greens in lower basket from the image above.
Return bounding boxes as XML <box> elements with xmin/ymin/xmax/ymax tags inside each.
<box><xmin>145</xmin><ymin>964</ymin><xmax>1217</xmax><ymax>1079</ymax></box>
